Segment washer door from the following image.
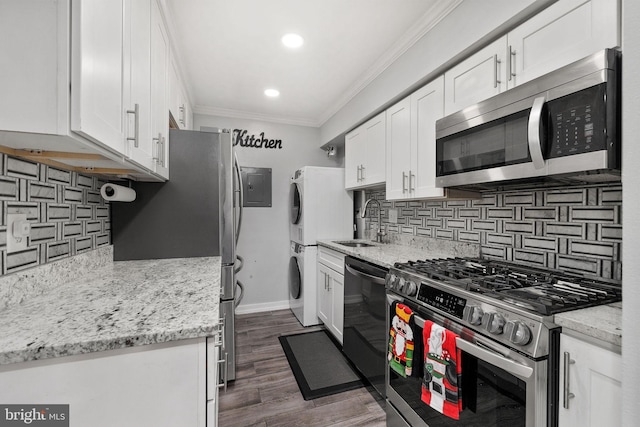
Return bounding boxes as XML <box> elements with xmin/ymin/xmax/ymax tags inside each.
<box><xmin>290</xmin><ymin>182</ymin><xmax>301</xmax><ymax>225</ymax></box>
<box><xmin>289</xmin><ymin>256</ymin><xmax>301</xmax><ymax>299</ymax></box>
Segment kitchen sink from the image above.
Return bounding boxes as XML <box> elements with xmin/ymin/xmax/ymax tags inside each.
<box><xmin>333</xmin><ymin>241</ymin><xmax>375</xmax><ymax>248</ymax></box>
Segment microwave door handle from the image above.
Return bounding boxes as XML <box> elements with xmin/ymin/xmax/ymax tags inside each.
<box><xmin>527</xmin><ymin>96</ymin><xmax>546</xmax><ymax>170</ymax></box>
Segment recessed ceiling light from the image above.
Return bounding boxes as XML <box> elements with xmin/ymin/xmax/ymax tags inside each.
<box><xmin>264</xmin><ymin>88</ymin><xmax>280</xmax><ymax>98</ymax></box>
<box><xmin>281</xmin><ymin>33</ymin><xmax>304</xmax><ymax>49</ymax></box>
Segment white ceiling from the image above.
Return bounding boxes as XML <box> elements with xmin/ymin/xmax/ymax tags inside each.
<box><xmin>164</xmin><ymin>0</ymin><xmax>459</xmax><ymax>127</ymax></box>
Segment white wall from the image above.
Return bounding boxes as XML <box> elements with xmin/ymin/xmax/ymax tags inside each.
<box><xmin>319</xmin><ymin>0</ymin><xmax>553</xmax><ymax>145</ymax></box>
<box><xmin>193</xmin><ymin>114</ymin><xmax>341</xmax><ymax>313</ymax></box>
<box><xmin>622</xmin><ymin>0</ymin><xmax>639</xmax><ymax>424</ymax></box>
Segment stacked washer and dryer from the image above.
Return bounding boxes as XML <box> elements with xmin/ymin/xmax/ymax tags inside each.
<box><xmin>288</xmin><ymin>166</ymin><xmax>353</xmax><ymax>326</ymax></box>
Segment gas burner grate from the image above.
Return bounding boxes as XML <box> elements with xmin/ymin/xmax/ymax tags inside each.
<box><xmin>393</xmin><ymin>257</ymin><xmax>621</xmax><ymax>315</ymax></box>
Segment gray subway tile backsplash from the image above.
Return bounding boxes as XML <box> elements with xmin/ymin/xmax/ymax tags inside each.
<box><xmin>365</xmin><ymin>183</ymin><xmax>623</xmax><ymax>280</ymax></box>
<box><xmin>0</xmin><ymin>154</ymin><xmax>110</xmax><ymax>275</ymax></box>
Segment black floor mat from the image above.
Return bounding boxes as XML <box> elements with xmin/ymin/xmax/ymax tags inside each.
<box><xmin>278</xmin><ymin>329</ymin><xmax>365</xmax><ymax>400</ymax></box>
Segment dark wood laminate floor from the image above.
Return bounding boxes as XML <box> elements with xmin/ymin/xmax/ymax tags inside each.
<box><xmin>219</xmin><ymin>309</ymin><xmax>386</xmax><ymax>427</ymax></box>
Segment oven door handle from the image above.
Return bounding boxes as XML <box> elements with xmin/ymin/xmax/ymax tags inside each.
<box><xmin>345</xmin><ymin>264</ymin><xmax>386</xmax><ymax>285</ymax></box>
<box><xmin>413</xmin><ymin>314</ymin><xmax>534</xmax><ymax>379</ymax></box>
<box><xmin>455</xmin><ymin>337</ymin><xmax>533</xmax><ymax>380</ymax></box>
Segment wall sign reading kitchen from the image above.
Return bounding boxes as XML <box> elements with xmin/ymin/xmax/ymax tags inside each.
<box><xmin>233</xmin><ymin>129</ymin><xmax>282</xmax><ymax>149</ymax></box>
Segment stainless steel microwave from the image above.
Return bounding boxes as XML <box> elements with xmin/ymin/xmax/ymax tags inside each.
<box><xmin>435</xmin><ymin>49</ymin><xmax>620</xmax><ymax>189</ymax></box>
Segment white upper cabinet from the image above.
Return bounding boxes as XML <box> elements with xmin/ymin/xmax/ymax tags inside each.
<box><xmin>385</xmin><ymin>97</ymin><xmax>412</xmax><ymax>200</ymax></box>
<box><xmin>0</xmin><ymin>0</ymin><xmax>172</xmax><ymax>181</ymax></box>
<box><xmin>410</xmin><ymin>78</ymin><xmax>447</xmax><ymax>199</ymax></box>
<box><xmin>0</xmin><ymin>1</ymin><xmax>66</xmax><ymax>135</ymax></box>
<box><xmin>444</xmin><ymin>0</ymin><xmax>620</xmax><ymax>115</ymax></box>
<box><xmin>151</xmin><ymin>0</ymin><xmax>170</xmax><ymax>179</ymax></box>
<box><xmin>345</xmin><ymin>112</ymin><xmax>386</xmax><ymax>190</ymax></box>
<box><xmin>70</xmin><ymin>0</ymin><xmax>126</xmax><ymax>154</ymax></box>
<box><xmin>169</xmin><ymin>56</ymin><xmax>193</xmax><ymax>130</ymax></box>
<box><xmin>444</xmin><ymin>37</ymin><xmax>508</xmax><ymax>115</ymax></box>
<box><xmin>508</xmin><ymin>0</ymin><xmax>620</xmax><ymax>88</ymax></box>
<box><xmin>123</xmin><ymin>0</ymin><xmax>154</xmax><ymax>171</ymax></box>
<box><xmin>387</xmin><ymin>77</ymin><xmax>475</xmax><ymax>201</ymax></box>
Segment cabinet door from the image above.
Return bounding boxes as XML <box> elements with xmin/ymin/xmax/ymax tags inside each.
<box><xmin>124</xmin><ymin>0</ymin><xmax>154</xmax><ymax>170</ymax></box>
<box><xmin>71</xmin><ymin>0</ymin><xmax>126</xmax><ymax>154</ymax></box>
<box><xmin>558</xmin><ymin>334</ymin><xmax>621</xmax><ymax>427</ymax></box>
<box><xmin>329</xmin><ymin>271</ymin><xmax>344</xmax><ymax>345</ymax></box>
<box><xmin>363</xmin><ymin>112</ymin><xmax>386</xmax><ymax>186</ymax></box>
<box><xmin>385</xmin><ymin>97</ymin><xmax>411</xmax><ymax>200</ymax></box>
<box><xmin>317</xmin><ymin>263</ymin><xmax>331</xmax><ymax>326</ymax></box>
<box><xmin>412</xmin><ymin>76</ymin><xmax>445</xmax><ymax>199</ymax></box>
<box><xmin>345</xmin><ymin>127</ymin><xmax>364</xmax><ymax>189</ymax></box>
<box><xmin>150</xmin><ymin>0</ymin><xmax>169</xmax><ymax>179</ymax></box>
<box><xmin>444</xmin><ymin>36</ymin><xmax>508</xmax><ymax>115</ymax></box>
<box><xmin>0</xmin><ymin>1</ymin><xmax>67</xmax><ymax>135</ymax></box>
<box><xmin>508</xmin><ymin>0</ymin><xmax>620</xmax><ymax>88</ymax></box>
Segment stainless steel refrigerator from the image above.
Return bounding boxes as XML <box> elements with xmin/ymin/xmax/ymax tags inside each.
<box><xmin>111</xmin><ymin>127</ymin><xmax>243</xmax><ymax>384</ymax></box>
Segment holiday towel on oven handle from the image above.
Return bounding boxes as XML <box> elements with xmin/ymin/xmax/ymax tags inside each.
<box><xmin>421</xmin><ymin>320</ymin><xmax>463</xmax><ymax>420</ymax></box>
<box><xmin>388</xmin><ymin>302</ymin><xmax>422</xmax><ymax>378</ymax></box>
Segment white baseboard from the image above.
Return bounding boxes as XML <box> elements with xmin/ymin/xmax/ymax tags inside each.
<box><xmin>235</xmin><ymin>299</ymin><xmax>291</xmax><ymax>315</ymax></box>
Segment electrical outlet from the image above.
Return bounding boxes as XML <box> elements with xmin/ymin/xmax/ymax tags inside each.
<box><xmin>7</xmin><ymin>213</ymin><xmax>30</xmax><ymax>253</ymax></box>
<box><xmin>389</xmin><ymin>208</ymin><xmax>398</xmax><ymax>224</ymax></box>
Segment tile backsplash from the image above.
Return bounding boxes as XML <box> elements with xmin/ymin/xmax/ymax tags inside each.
<box><xmin>0</xmin><ymin>154</ymin><xmax>110</xmax><ymax>275</ymax></box>
<box><xmin>364</xmin><ymin>183</ymin><xmax>622</xmax><ymax>280</ymax></box>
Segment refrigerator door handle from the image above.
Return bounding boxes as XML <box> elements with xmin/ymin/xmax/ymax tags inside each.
<box><xmin>234</xmin><ymin>152</ymin><xmax>244</xmax><ymax>244</ymax></box>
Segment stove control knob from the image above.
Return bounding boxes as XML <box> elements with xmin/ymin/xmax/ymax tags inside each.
<box><xmin>483</xmin><ymin>312</ymin><xmax>505</xmax><ymax>335</ymax></box>
<box><xmin>386</xmin><ymin>273</ymin><xmax>396</xmax><ymax>288</ymax></box>
<box><xmin>405</xmin><ymin>280</ymin><xmax>418</xmax><ymax>296</ymax></box>
<box><xmin>505</xmin><ymin>321</ymin><xmax>532</xmax><ymax>346</ymax></box>
<box><xmin>463</xmin><ymin>305</ymin><xmax>484</xmax><ymax>325</ymax></box>
<box><xmin>397</xmin><ymin>277</ymin><xmax>406</xmax><ymax>292</ymax></box>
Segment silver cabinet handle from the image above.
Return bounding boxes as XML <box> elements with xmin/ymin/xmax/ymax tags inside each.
<box><xmin>160</xmin><ymin>134</ymin><xmax>166</xmax><ymax>167</ymax></box>
<box><xmin>217</xmin><ymin>356</ymin><xmax>228</xmax><ymax>392</ymax></box>
<box><xmin>509</xmin><ymin>46</ymin><xmax>516</xmax><ymax>81</ymax></box>
<box><xmin>527</xmin><ymin>96</ymin><xmax>546</xmax><ymax>170</ymax></box>
<box><xmin>409</xmin><ymin>170</ymin><xmax>415</xmax><ymax>192</ymax></box>
<box><xmin>402</xmin><ymin>171</ymin><xmax>407</xmax><ymax>192</ymax></box>
<box><xmin>361</xmin><ymin>165</ymin><xmax>365</xmax><ymax>181</ymax></box>
<box><xmin>563</xmin><ymin>351</ymin><xmax>576</xmax><ymax>409</ymax></box>
<box><xmin>494</xmin><ymin>54</ymin><xmax>502</xmax><ymax>88</ymax></box>
<box><xmin>126</xmin><ymin>104</ymin><xmax>139</xmax><ymax>148</ymax></box>
<box><xmin>357</xmin><ymin>165</ymin><xmax>361</xmax><ymax>181</ymax></box>
<box><xmin>179</xmin><ymin>104</ymin><xmax>186</xmax><ymax>126</ymax></box>
<box><xmin>153</xmin><ymin>133</ymin><xmax>161</xmax><ymax>162</ymax></box>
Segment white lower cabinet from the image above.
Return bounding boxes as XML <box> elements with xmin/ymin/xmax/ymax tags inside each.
<box><xmin>317</xmin><ymin>247</ymin><xmax>346</xmax><ymax>344</ymax></box>
<box><xmin>0</xmin><ymin>339</ymin><xmax>208</xmax><ymax>427</ymax></box>
<box><xmin>558</xmin><ymin>333</ymin><xmax>621</xmax><ymax>427</ymax></box>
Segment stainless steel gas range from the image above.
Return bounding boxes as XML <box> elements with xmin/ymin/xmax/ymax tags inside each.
<box><xmin>384</xmin><ymin>257</ymin><xmax>621</xmax><ymax>427</ymax></box>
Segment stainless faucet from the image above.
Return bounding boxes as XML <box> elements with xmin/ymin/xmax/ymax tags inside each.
<box><xmin>361</xmin><ymin>198</ymin><xmax>386</xmax><ymax>243</ymax></box>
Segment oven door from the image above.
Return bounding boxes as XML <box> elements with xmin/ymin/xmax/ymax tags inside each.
<box><xmin>386</xmin><ymin>294</ymin><xmax>548</xmax><ymax>427</ymax></box>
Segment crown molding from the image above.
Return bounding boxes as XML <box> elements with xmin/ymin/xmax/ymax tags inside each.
<box><xmin>317</xmin><ymin>0</ymin><xmax>463</xmax><ymax>126</ymax></box>
<box><xmin>193</xmin><ymin>105</ymin><xmax>321</xmax><ymax>128</ymax></box>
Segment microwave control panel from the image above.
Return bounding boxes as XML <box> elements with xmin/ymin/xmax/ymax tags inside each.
<box><xmin>548</xmin><ymin>84</ymin><xmax>608</xmax><ymax>158</ymax></box>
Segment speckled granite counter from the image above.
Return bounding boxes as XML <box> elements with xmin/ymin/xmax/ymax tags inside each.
<box><xmin>555</xmin><ymin>302</ymin><xmax>622</xmax><ymax>348</ymax></box>
<box><xmin>0</xmin><ymin>255</ymin><xmax>221</xmax><ymax>365</ymax></box>
<box><xmin>318</xmin><ymin>235</ymin><xmax>480</xmax><ymax>268</ymax></box>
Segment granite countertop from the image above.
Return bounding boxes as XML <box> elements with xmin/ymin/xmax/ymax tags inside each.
<box><xmin>318</xmin><ymin>236</ymin><xmax>480</xmax><ymax>268</ymax></box>
<box><xmin>0</xmin><ymin>256</ymin><xmax>221</xmax><ymax>366</ymax></box>
<box><xmin>554</xmin><ymin>302</ymin><xmax>622</xmax><ymax>348</ymax></box>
